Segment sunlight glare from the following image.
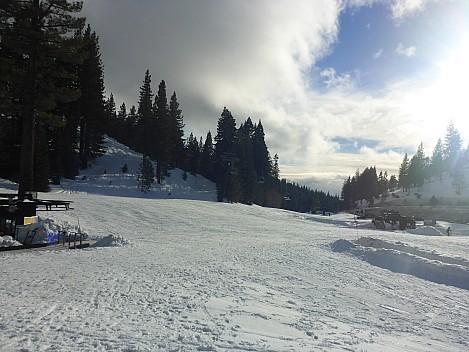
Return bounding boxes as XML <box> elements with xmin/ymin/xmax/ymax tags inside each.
<box><xmin>409</xmin><ymin>38</ymin><xmax>469</xmax><ymax>146</ymax></box>
<box><xmin>431</xmin><ymin>39</ymin><xmax>469</xmax><ymax>138</ymax></box>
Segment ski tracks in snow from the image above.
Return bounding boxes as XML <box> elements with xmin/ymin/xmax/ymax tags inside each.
<box><xmin>1</xmin><ymin>198</ymin><xmax>468</xmax><ymax>351</ymax></box>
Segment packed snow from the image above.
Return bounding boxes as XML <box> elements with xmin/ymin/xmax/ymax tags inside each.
<box><xmin>0</xmin><ymin>137</ymin><xmax>468</xmax><ymax>351</ymax></box>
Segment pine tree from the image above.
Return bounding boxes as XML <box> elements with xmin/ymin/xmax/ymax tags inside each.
<box><xmin>360</xmin><ymin>166</ymin><xmax>378</xmax><ymax>205</ymax></box>
<box><xmin>138</xmin><ymin>155</ymin><xmax>154</xmax><ymax>193</ymax></box>
<box><xmin>253</xmin><ymin>120</ymin><xmax>272</xmax><ymax>180</ymax></box>
<box><xmin>186</xmin><ymin>133</ymin><xmax>200</xmax><ymax>176</ymax></box>
<box><xmin>444</xmin><ymin>121</ymin><xmax>462</xmax><ymax>173</ymax></box>
<box><xmin>272</xmin><ymin>154</ymin><xmax>280</xmax><ymax>179</ymax></box>
<box><xmin>341</xmin><ymin>176</ymin><xmax>353</xmax><ymax>209</ymax></box>
<box><xmin>1</xmin><ymin>0</ymin><xmax>85</xmax><ymax>195</ymax></box>
<box><xmin>77</xmin><ymin>24</ymin><xmax>107</xmax><ymax>170</ymax></box>
<box><xmin>136</xmin><ymin>70</ymin><xmax>154</xmax><ymax>157</ymax></box>
<box><xmin>388</xmin><ymin>174</ymin><xmax>398</xmax><ymax>191</ymax></box>
<box><xmin>431</xmin><ymin>138</ymin><xmax>444</xmax><ymax>181</ymax></box>
<box><xmin>105</xmin><ymin>93</ymin><xmax>118</xmax><ymax>140</ymax></box>
<box><xmin>200</xmin><ymin>131</ymin><xmax>215</xmax><ymax>180</ymax></box>
<box><xmin>398</xmin><ymin>153</ymin><xmax>410</xmax><ymax>192</ymax></box>
<box><xmin>153</xmin><ymin>80</ymin><xmax>171</xmax><ymax>183</ymax></box>
<box><xmin>124</xmin><ymin>105</ymin><xmax>137</xmax><ymax>149</ymax></box>
<box><xmin>168</xmin><ymin>91</ymin><xmax>185</xmax><ymax>169</ymax></box>
<box><xmin>111</xmin><ymin>101</ymin><xmax>127</xmax><ymax>142</ymax></box>
<box><xmin>377</xmin><ymin>171</ymin><xmax>389</xmax><ymax>200</ymax></box>
<box><xmin>214</xmin><ymin>107</ymin><xmax>238</xmax><ymax>202</ymax></box>
<box><xmin>236</xmin><ymin>119</ymin><xmax>256</xmax><ymax>204</ymax></box>
<box><xmin>408</xmin><ymin>142</ymin><xmax>426</xmax><ymax>188</ymax></box>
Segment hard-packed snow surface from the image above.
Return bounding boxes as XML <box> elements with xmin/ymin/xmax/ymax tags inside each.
<box><xmin>1</xmin><ymin>138</ymin><xmax>468</xmax><ymax>351</ymax></box>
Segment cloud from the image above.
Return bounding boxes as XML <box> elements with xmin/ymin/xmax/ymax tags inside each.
<box><xmin>396</xmin><ymin>43</ymin><xmax>417</xmax><ymax>57</ymax></box>
<box><xmin>281</xmin><ymin>146</ymin><xmax>403</xmax><ymax>194</ymax></box>
<box><xmin>373</xmin><ymin>49</ymin><xmax>383</xmax><ymax>59</ymax></box>
<box><xmin>390</xmin><ymin>0</ymin><xmax>445</xmax><ymax>20</ymax></box>
<box><xmin>346</xmin><ymin>0</ymin><xmax>451</xmax><ymax>22</ymax></box>
<box><xmin>320</xmin><ymin>68</ymin><xmax>355</xmax><ymax>89</ymax></box>
<box><xmin>78</xmin><ymin>0</ymin><xmax>462</xmax><ymax>195</ymax></box>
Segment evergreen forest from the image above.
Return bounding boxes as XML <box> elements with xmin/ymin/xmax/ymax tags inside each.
<box><xmin>0</xmin><ymin>1</ymin><xmax>341</xmax><ymax>213</ymax></box>
<box><xmin>341</xmin><ymin>122</ymin><xmax>469</xmax><ymax>209</ymax></box>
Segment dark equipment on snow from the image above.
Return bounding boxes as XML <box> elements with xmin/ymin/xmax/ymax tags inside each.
<box><xmin>0</xmin><ymin>193</ymin><xmax>72</xmax><ymax>240</ymax></box>
<box><xmin>373</xmin><ymin>210</ymin><xmax>416</xmax><ymax>230</ymax></box>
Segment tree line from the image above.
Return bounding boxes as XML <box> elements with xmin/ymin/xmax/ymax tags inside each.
<box><xmin>0</xmin><ymin>1</ymin><xmax>341</xmax><ymax>212</ymax></box>
<box><xmin>116</xmin><ymin>72</ymin><xmax>341</xmax><ymax>211</ymax></box>
<box><xmin>341</xmin><ymin>122</ymin><xmax>468</xmax><ymax>208</ymax></box>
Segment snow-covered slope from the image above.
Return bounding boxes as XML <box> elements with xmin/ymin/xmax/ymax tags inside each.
<box><xmin>60</xmin><ymin>137</ymin><xmax>217</xmax><ymax>201</ymax></box>
<box><xmin>0</xmin><ymin>138</ymin><xmax>468</xmax><ymax>351</ymax></box>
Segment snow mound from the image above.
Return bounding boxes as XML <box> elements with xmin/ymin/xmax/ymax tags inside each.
<box><xmin>332</xmin><ymin>237</ymin><xmax>469</xmax><ymax>290</ymax></box>
<box><xmin>0</xmin><ymin>236</ymin><xmax>22</xmax><ymax>247</ymax></box>
<box><xmin>331</xmin><ymin>239</ymin><xmax>356</xmax><ymax>252</ymax></box>
<box><xmin>92</xmin><ymin>234</ymin><xmax>131</xmax><ymax>248</ymax></box>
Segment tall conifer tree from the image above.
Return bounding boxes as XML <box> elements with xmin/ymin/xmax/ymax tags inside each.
<box><xmin>236</xmin><ymin>119</ymin><xmax>256</xmax><ymax>204</ymax></box>
<box><xmin>153</xmin><ymin>80</ymin><xmax>170</xmax><ymax>183</ymax></box>
<box><xmin>431</xmin><ymin>138</ymin><xmax>444</xmax><ymax>181</ymax></box>
<box><xmin>214</xmin><ymin>107</ymin><xmax>238</xmax><ymax>202</ymax></box>
<box><xmin>1</xmin><ymin>0</ymin><xmax>84</xmax><ymax>195</ymax></box>
<box><xmin>77</xmin><ymin>24</ymin><xmax>106</xmax><ymax>169</ymax></box>
<box><xmin>136</xmin><ymin>70</ymin><xmax>153</xmax><ymax>156</ymax></box>
<box><xmin>200</xmin><ymin>131</ymin><xmax>214</xmax><ymax>180</ymax></box>
<box><xmin>398</xmin><ymin>153</ymin><xmax>410</xmax><ymax>192</ymax></box>
<box><xmin>168</xmin><ymin>91</ymin><xmax>185</xmax><ymax>169</ymax></box>
<box><xmin>444</xmin><ymin>121</ymin><xmax>462</xmax><ymax>172</ymax></box>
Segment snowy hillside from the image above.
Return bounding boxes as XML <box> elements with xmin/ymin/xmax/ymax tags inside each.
<box><xmin>59</xmin><ymin>137</ymin><xmax>217</xmax><ymax>201</ymax></box>
<box><xmin>386</xmin><ymin>165</ymin><xmax>469</xmax><ymax>205</ymax></box>
<box><xmin>354</xmin><ymin>165</ymin><xmax>469</xmax><ymax>223</ymax></box>
<box><xmin>1</xmin><ymin>138</ymin><xmax>469</xmax><ymax>351</ymax></box>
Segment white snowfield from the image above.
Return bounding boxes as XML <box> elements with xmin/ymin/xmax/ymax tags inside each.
<box><xmin>1</xmin><ymin>138</ymin><xmax>468</xmax><ymax>351</ymax></box>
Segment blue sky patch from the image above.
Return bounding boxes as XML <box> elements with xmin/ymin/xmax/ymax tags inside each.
<box><xmin>332</xmin><ymin>137</ymin><xmax>380</xmax><ymax>153</ymax></box>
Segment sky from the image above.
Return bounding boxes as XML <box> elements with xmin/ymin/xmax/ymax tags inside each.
<box><xmin>80</xmin><ymin>0</ymin><xmax>469</xmax><ymax>195</ymax></box>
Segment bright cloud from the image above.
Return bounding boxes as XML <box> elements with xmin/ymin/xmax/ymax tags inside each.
<box><xmin>396</xmin><ymin>43</ymin><xmax>417</xmax><ymax>56</ymax></box>
<box><xmin>390</xmin><ymin>0</ymin><xmax>445</xmax><ymax>19</ymax></box>
<box><xmin>320</xmin><ymin>68</ymin><xmax>355</xmax><ymax>89</ymax></box>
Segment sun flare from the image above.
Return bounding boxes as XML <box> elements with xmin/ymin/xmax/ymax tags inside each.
<box><xmin>434</xmin><ymin>40</ymin><xmax>469</xmax><ymax>126</ymax></box>
<box><xmin>411</xmin><ymin>39</ymin><xmax>469</xmax><ymax>144</ymax></box>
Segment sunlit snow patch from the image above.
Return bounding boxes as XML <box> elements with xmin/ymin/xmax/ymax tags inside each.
<box><xmin>331</xmin><ymin>237</ymin><xmax>469</xmax><ymax>290</ymax></box>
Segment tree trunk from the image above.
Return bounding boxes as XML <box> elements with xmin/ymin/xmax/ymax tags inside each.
<box><xmin>19</xmin><ymin>0</ymin><xmax>40</xmax><ymax>197</ymax></box>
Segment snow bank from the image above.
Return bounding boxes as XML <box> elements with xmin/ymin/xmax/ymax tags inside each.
<box><xmin>330</xmin><ymin>238</ymin><xmax>356</xmax><ymax>252</ymax></box>
<box><xmin>332</xmin><ymin>237</ymin><xmax>469</xmax><ymax>290</ymax></box>
<box><xmin>92</xmin><ymin>234</ymin><xmax>131</xmax><ymax>247</ymax></box>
